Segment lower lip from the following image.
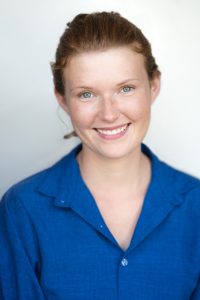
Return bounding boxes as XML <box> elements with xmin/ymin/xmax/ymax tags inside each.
<box><xmin>95</xmin><ymin>124</ymin><xmax>130</xmax><ymax>140</ymax></box>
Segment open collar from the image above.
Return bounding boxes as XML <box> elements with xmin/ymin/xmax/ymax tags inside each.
<box><xmin>37</xmin><ymin>143</ymin><xmax>199</xmax><ymax>253</ymax></box>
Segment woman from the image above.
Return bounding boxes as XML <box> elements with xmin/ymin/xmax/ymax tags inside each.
<box><xmin>0</xmin><ymin>11</ymin><xmax>200</xmax><ymax>300</ymax></box>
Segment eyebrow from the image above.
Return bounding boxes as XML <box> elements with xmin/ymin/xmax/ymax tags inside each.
<box><xmin>116</xmin><ymin>78</ymin><xmax>140</xmax><ymax>86</ymax></box>
<box><xmin>70</xmin><ymin>86</ymin><xmax>93</xmax><ymax>92</ymax></box>
<box><xmin>70</xmin><ymin>78</ymin><xmax>140</xmax><ymax>92</ymax></box>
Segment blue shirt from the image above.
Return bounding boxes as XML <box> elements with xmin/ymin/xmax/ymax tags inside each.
<box><xmin>0</xmin><ymin>144</ymin><xmax>200</xmax><ymax>300</ymax></box>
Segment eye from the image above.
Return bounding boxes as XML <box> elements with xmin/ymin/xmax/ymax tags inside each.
<box><xmin>79</xmin><ymin>91</ymin><xmax>93</xmax><ymax>100</ymax></box>
<box><xmin>121</xmin><ymin>86</ymin><xmax>134</xmax><ymax>93</ymax></box>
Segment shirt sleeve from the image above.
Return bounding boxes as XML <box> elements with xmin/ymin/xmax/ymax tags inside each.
<box><xmin>0</xmin><ymin>189</ymin><xmax>46</xmax><ymax>300</ymax></box>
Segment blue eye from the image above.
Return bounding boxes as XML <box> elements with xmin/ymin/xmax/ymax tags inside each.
<box><xmin>121</xmin><ymin>86</ymin><xmax>134</xmax><ymax>93</ymax></box>
<box><xmin>80</xmin><ymin>91</ymin><xmax>93</xmax><ymax>99</ymax></box>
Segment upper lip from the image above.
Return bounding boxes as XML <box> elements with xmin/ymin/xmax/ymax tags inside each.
<box><xmin>94</xmin><ymin>123</ymin><xmax>130</xmax><ymax>130</ymax></box>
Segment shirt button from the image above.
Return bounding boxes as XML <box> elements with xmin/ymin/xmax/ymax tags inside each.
<box><xmin>121</xmin><ymin>258</ymin><xmax>128</xmax><ymax>267</ymax></box>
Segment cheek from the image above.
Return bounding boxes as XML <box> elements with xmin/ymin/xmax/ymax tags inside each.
<box><xmin>68</xmin><ymin>104</ymin><xmax>95</xmax><ymax>129</ymax></box>
<box><xmin>123</xmin><ymin>97</ymin><xmax>151</xmax><ymax>121</ymax></box>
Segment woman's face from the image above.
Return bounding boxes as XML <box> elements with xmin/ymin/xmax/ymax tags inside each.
<box><xmin>56</xmin><ymin>47</ymin><xmax>160</xmax><ymax>160</ymax></box>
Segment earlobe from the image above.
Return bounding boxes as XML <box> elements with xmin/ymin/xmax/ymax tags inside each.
<box><xmin>54</xmin><ymin>89</ymin><xmax>69</xmax><ymax>113</ymax></box>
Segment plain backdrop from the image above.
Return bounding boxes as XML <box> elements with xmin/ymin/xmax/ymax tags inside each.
<box><xmin>0</xmin><ymin>0</ymin><xmax>200</xmax><ymax>198</ymax></box>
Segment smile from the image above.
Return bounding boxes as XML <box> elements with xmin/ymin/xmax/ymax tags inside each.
<box><xmin>95</xmin><ymin>123</ymin><xmax>131</xmax><ymax>139</ymax></box>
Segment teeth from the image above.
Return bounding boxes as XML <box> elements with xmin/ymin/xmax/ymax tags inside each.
<box><xmin>97</xmin><ymin>124</ymin><xmax>128</xmax><ymax>135</ymax></box>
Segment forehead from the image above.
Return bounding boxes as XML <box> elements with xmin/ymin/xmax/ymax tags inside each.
<box><xmin>63</xmin><ymin>47</ymin><xmax>147</xmax><ymax>85</ymax></box>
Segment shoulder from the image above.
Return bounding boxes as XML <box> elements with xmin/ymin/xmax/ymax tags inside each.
<box><xmin>143</xmin><ymin>144</ymin><xmax>200</xmax><ymax>210</ymax></box>
<box><xmin>160</xmin><ymin>159</ymin><xmax>200</xmax><ymax>194</ymax></box>
<box><xmin>157</xmin><ymin>156</ymin><xmax>200</xmax><ymax>214</ymax></box>
<box><xmin>0</xmin><ymin>145</ymin><xmax>81</xmax><ymax>212</ymax></box>
<box><xmin>144</xmin><ymin>143</ymin><xmax>200</xmax><ymax>190</ymax></box>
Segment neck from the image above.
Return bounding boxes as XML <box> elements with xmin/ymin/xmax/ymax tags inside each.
<box><xmin>77</xmin><ymin>145</ymin><xmax>151</xmax><ymax>198</ymax></box>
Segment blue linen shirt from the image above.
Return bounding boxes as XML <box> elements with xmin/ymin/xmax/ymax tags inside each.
<box><xmin>0</xmin><ymin>144</ymin><xmax>200</xmax><ymax>300</ymax></box>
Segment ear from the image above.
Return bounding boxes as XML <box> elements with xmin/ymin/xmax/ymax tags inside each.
<box><xmin>54</xmin><ymin>89</ymin><xmax>69</xmax><ymax>113</ymax></box>
<box><xmin>150</xmin><ymin>73</ymin><xmax>161</xmax><ymax>104</ymax></box>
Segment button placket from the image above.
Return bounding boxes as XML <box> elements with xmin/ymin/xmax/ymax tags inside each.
<box><xmin>121</xmin><ymin>258</ymin><xmax>128</xmax><ymax>267</ymax></box>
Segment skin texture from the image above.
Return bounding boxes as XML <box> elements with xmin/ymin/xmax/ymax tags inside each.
<box><xmin>55</xmin><ymin>47</ymin><xmax>160</xmax><ymax>164</ymax></box>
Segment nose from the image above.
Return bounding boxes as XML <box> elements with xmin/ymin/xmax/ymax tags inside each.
<box><xmin>98</xmin><ymin>97</ymin><xmax>120</xmax><ymax>123</ymax></box>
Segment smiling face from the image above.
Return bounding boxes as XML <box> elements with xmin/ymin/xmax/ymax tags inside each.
<box><xmin>56</xmin><ymin>47</ymin><xmax>160</xmax><ymax>160</ymax></box>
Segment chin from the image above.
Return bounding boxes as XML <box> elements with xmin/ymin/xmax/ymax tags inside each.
<box><xmin>93</xmin><ymin>143</ymin><xmax>141</xmax><ymax>160</ymax></box>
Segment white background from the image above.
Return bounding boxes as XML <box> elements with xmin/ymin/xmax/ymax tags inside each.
<box><xmin>0</xmin><ymin>0</ymin><xmax>200</xmax><ymax>198</ymax></box>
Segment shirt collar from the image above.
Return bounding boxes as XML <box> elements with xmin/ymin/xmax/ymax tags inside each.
<box><xmin>37</xmin><ymin>143</ymin><xmax>199</xmax><ymax>208</ymax></box>
<box><xmin>37</xmin><ymin>144</ymin><xmax>82</xmax><ymax>206</ymax></box>
<box><xmin>37</xmin><ymin>144</ymin><xmax>200</xmax><ymax>252</ymax></box>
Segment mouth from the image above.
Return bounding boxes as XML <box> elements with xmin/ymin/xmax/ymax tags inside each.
<box><xmin>94</xmin><ymin>123</ymin><xmax>131</xmax><ymax>139</ymax></box>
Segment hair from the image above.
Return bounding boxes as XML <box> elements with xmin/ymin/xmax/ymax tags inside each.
<box><xmin>51</xmin><ymin>11</ymin><xmax>161</xmax><ymax>138</ymax></box>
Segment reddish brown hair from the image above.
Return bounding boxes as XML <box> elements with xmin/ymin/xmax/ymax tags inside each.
<box><xmin>51</xmin><ymin>11</ymin><xmax>160</xmax><ymax>96</ymax></box>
